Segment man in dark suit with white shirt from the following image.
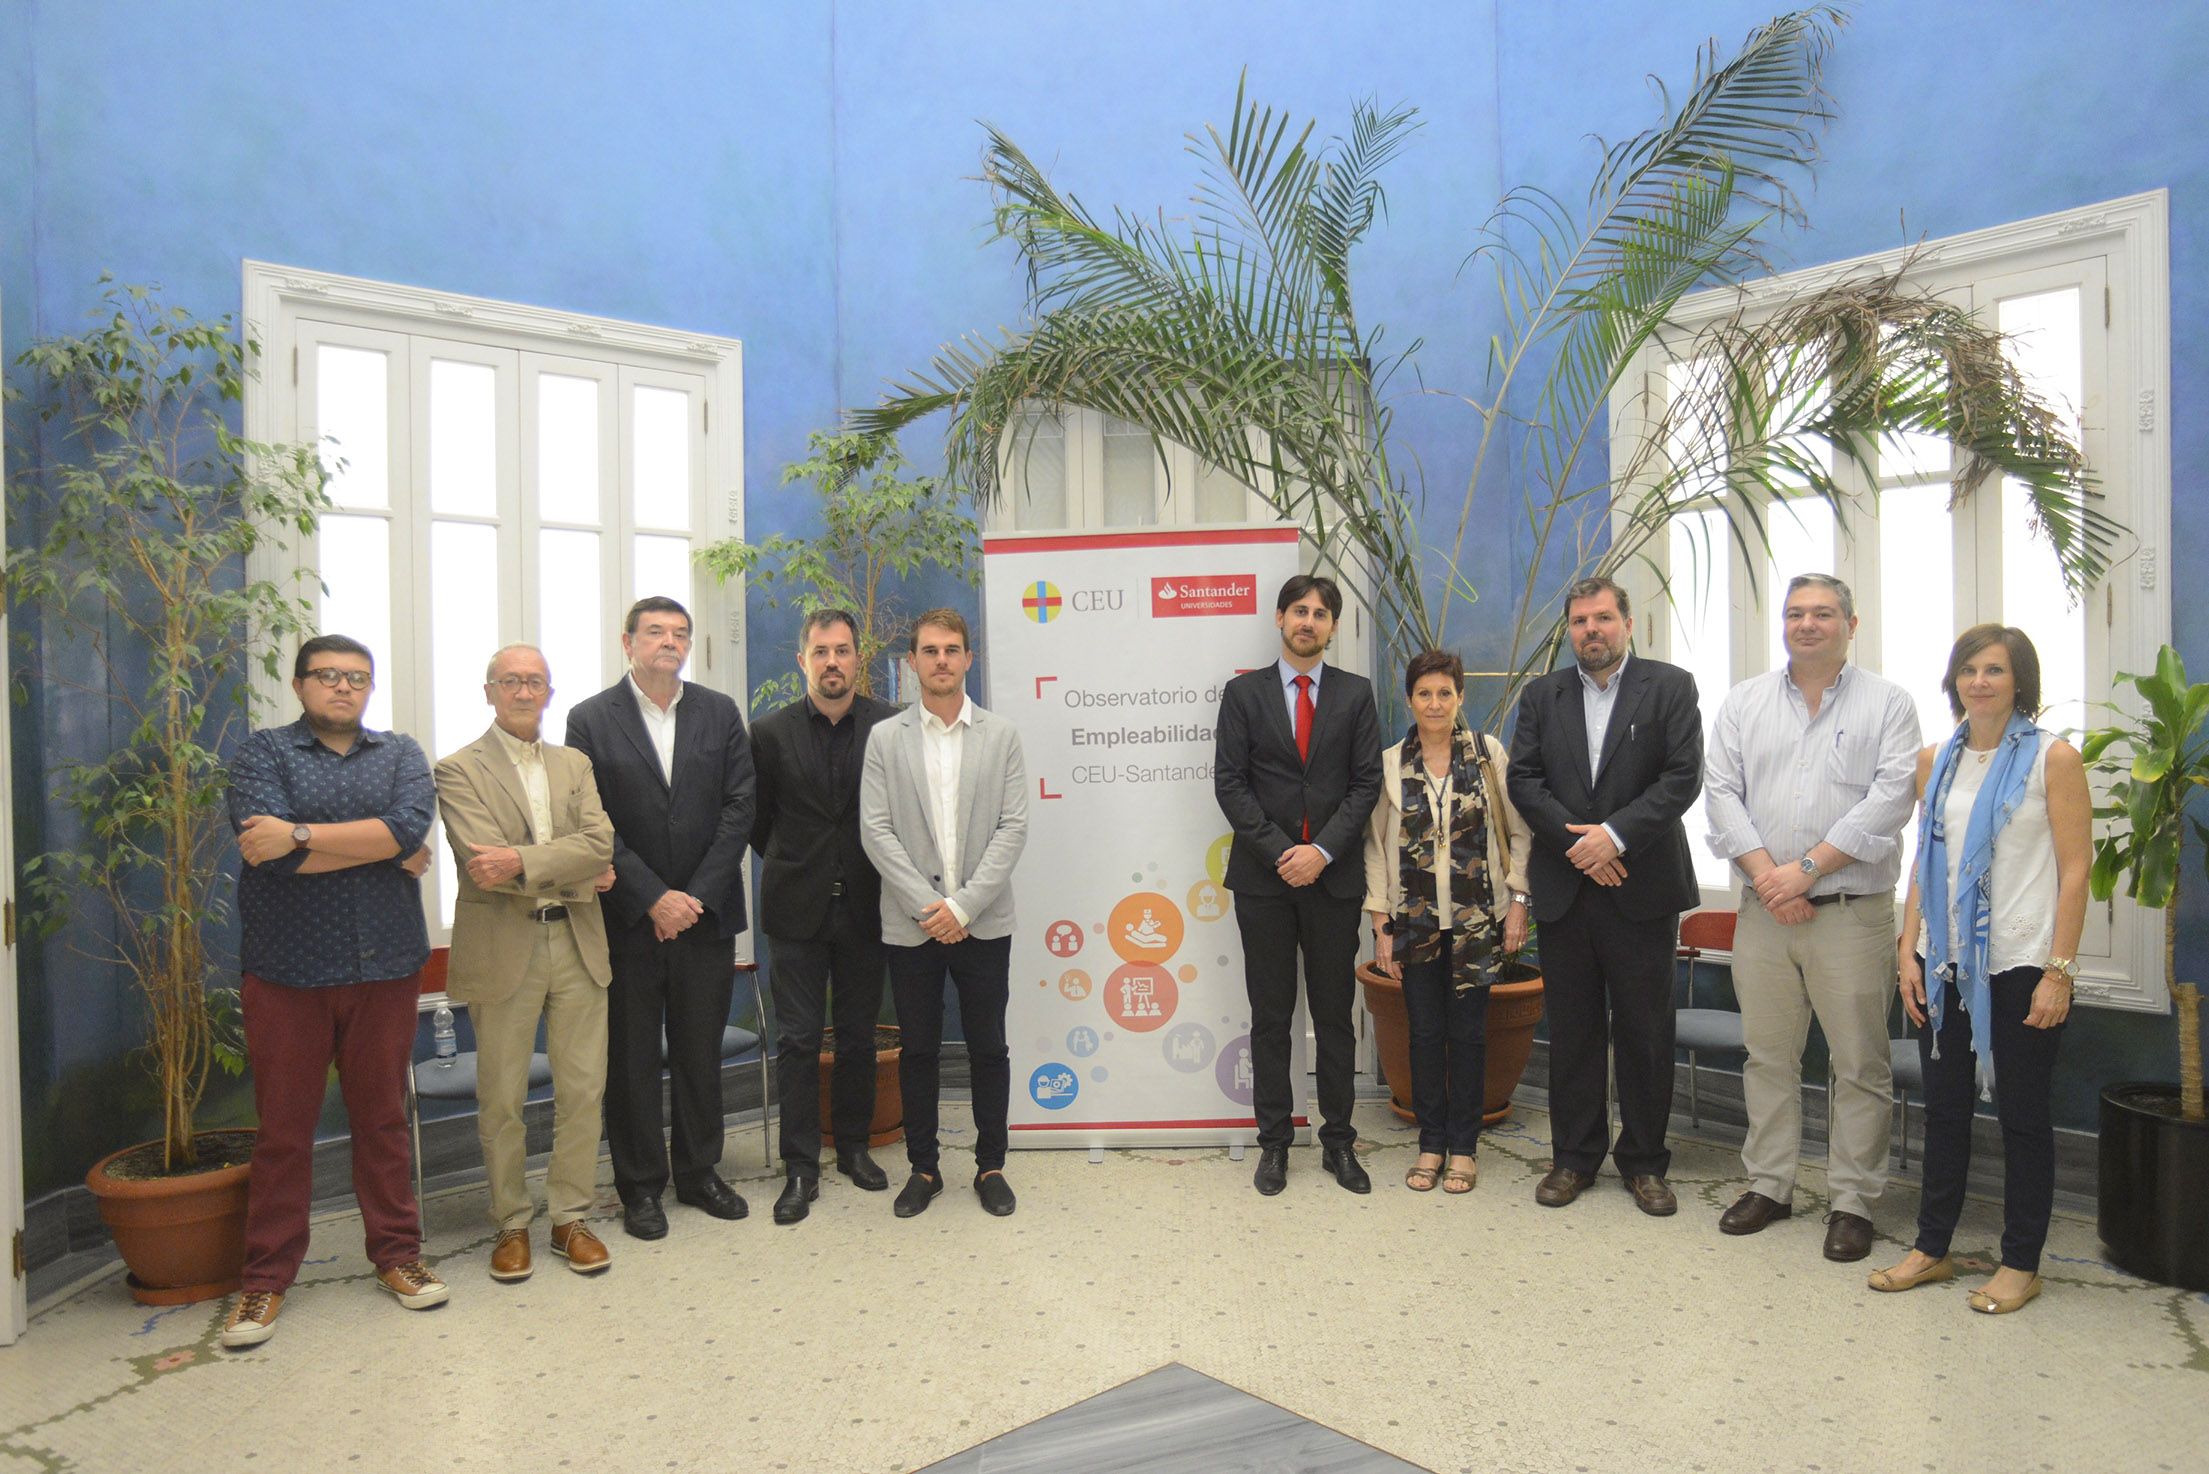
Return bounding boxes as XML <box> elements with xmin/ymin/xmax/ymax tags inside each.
<box><xmin>564</xmin><ymin>596</ymin><xmax>756</xmax><ymax>1240</ymax></box>
<box><xmin>1213</xmin><ymin>573</ymin><xmax>1384</xmax><ymax>1196</ymax></box>
<box><xmin>1507</xmin><ymin>577</ymin><xmax>1704</xmax><ymax>1216</ymax></box>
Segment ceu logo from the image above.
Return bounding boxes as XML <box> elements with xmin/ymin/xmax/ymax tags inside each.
<box><xmin>1020</xmin><ymin>580</ymin><xmax>1065</xmax><ymax>624</ymax></box>
<box><xmin>1030</xmin><ymin>1062</ymin><xmax>1079</xmax><ymax>1109</ymax></box>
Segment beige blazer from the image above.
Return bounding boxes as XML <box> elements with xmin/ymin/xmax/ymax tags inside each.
<box><xmin>434</xmin><ymin>727</ymin><xmax>616</xmax><ymax>1005</ymax></box>
<box><xmin>1362</xmin><ymin>733</ymin><xmax>1531</xmax><ymax>926</ymax></box>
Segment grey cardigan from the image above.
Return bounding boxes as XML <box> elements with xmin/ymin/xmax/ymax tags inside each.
<box><xmin>858</xmin><ymin>699</ymin><xmax>1030</xmax><ymax>944</ymax></box>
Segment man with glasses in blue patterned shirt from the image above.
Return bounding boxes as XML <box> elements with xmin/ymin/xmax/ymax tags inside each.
<box><xmin>220</xmin><ymin>634</ymin><xmax>443</xmax><ymax>1349</ymax></box>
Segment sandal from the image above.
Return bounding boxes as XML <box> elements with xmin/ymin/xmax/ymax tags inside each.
<box><xmin>1405</xmin><ymin>1157</ymin><xmax>1442</xmax><ymax>1192</ymax></box>
<box><xmin>1442</xmin><ymin>1156</ymin><xmax>1477</xmax><ymax>1194</ymax></box>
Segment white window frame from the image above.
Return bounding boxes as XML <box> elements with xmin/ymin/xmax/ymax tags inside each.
<box><xmin>241</xmin><ymin>261</ymin><xmax>747</xmax><ymax>948</ymax></box>
<box><xmin>1611</xmin><ymin>191</ymin><xmax>2170</xmax><ymax>1013</ymax></box>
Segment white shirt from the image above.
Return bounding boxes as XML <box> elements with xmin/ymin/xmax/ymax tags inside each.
<box><xmin>1575</xmin><ymin>650</ymin><xmax>1630</xmax><ymax>854</ymax></box>
<box><xmin>488</xmin><ymin>721</ymin><xmax>552</xmax><ymax>845</ymax></box>
<box><xmin>921</xmin><ymin>694</ymin><xmax>973</xmax><ymax>926</ymax></box>
<box><xmin>628</xmin><ymin>674</ymin><xmax>682</xmax><ymax>784</ymax></box>
<box><xmin>1276</xmin><ymin>658</ymin><xmax>1334</xmax><ymax>862</ymax></box>
<box><xmin>1704</xmin><ymin>661</ymin><xmax>1922</xmax><ymax>898</ymax></box>
<box><xmin>1938</xmin><ymin>739</ymin><xmax>2058</xmax><ymax>974</ymax></box>
<box><xmin>1411</xmin><ymin>759</ymin><xmax>1456</xmax><ymax>932</ymax></box>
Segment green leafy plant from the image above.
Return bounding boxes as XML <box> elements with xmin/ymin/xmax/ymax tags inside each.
<box><xmin>4</xmin><ymin>280</ymin><xmax>328</xmax><ymax>1171</ymax></box>
<box><xmin>858</xmin><ymin>8</ymin><xmax>2111</xmax><ymax>730</ymax></box>
<box><xmin>2082</xmin><ymin>646</ymin><xmax>2208</xmax><ymax>1121</ymax></box>
<box><xmin>697</xmin><ymin>429</ymin><xmax>978</xmax><ymax>712</ymax></box>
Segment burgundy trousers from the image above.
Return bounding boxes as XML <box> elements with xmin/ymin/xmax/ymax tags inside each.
<box><xmin>240</xmin><ymin>971</ymin><xmax>422</xmax><ymax>1294</ymax></box>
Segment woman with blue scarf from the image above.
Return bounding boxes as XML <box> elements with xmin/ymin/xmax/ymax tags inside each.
<box><xmin>1868</xmin><ymin>626</ymin><xmax>2090</xmax><ymax>1314</ymax></box>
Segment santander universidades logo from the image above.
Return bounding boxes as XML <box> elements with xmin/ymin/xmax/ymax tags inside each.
<box><xmin>1151</xmin><ymin>575</ymin><xmax>1256</xmax><ymax>618</ymax></box>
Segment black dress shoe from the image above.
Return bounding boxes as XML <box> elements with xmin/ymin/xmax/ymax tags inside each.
<box><xmin>674</xmin><ymin>1174</ymin><xmax>748</xmax><ymax>1221</ymax></box>
<box><xmin>773</xmin><ymin>1176</ymin><xmax>819</xmax><ymax>1226</ymax></box>
<box><xmin>1252</xmin><ymin>1146</ymin><xmax>1288</xmax><ymax>1196</ymax></box>
<box><xmin>973</xmin><ymin>1171</ymin><xmax>1017</xmax><ymax>1217</ymax></box>
<box><xmin>1823</xmin><ymin>1210</ymin><xmax>1875</xmax><ymax>1262</ymax></box>
<box><xmin>1718</xmin><ymin>1190</ymin><xmax>1793</xmax><ymax>1236</ymax></box>
<box><xmin>1321</xmin><ymin>1144</ymin><xmax>1373</xmax><ymax>1194</ymax></box>
<box><xmin>893</xmin><ymin>1173</ymin><xmax>942</xmax><ymax>1218</ymax></box>
<box><xmin>835</xmin><ymin>1148</ymin><xmax>889</xmax><ymax>1191</ymax></box>
<box><xmin>621</xmin><ymin>1193</ymin><xmax>668</xmax><ymax>1241</ymax></box>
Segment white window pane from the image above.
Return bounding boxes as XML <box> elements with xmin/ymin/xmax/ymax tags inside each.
<box><xmin>632</xmin><ymin>385</ymin><xmax>692</xmax><ymax>531</ymax></box>
<box><xmin>1879</xmin><ymin>428</ymin><xmax>1950</xmax><ymax>482</ymax></box>
<box><xmin>536</xmin><ymin>374</ymin><xmax>601</xmax><ymax>526</ymax></box>
<box><xmin>539</xmin><ymin>529</ymin><xmax>603</xmax><ymax>744</ymax></box>
<box><xmin>315</xmin><ymin>514</ymin><xmax>394</xmax><ymax>734</ymax></box>
<box><xmin>431</xmin><ymin>520</ymin><xmax>501</xmax><ymax>926</ymax></box>
<box><xmin>1663</xmin><ymin>357</ymin><xmax>1729</xmax><ymax>504</ymax></box>
<box><xmin>1670</xmin><ymin>508</ymin><xmax>1733</xmax><ymax>892</ymax></box>
<box><xmin>316</xmin><ymin>345</ymin><xmax>389</xmax><ymax>511</ymax></box>
<box><xmin>1010</xmin><ymin>411</ymin><xmax>1066</xmax><ymax>530</ymax></box>
<box><xmin>1102</xmin><ymin>416</ymin><xmax>1158</xmax><ymax>527</ymax></box>
<box><xmin>1997</xmin><ymin>287</ymin><xmax>2086</xmax><ymax>735</ymax></box>
<box><xmin>1195</xmin><ymin>460</ymin><xmax>1248</xmax><ymax>523</ymax></box>
<box><xmin>1998</xmin><ymin>288</ymin><xmax>2085</xmax><ymax>439</ymax></box>
<box><xmin>1764</xmin><ymin>497</ymin><xmax>1835</xmax><ymax>669</ymax></box>
<box><xmin>1878</xmin><ymin>483</ymin><xmax>1960</xmax><ymax>746</ymax></box>
<box><xmin>633</xmin><ymin>535</ymin><xmax>692</xmax><ymax>617</ymax></box>
<box><xmin>429</xmin><ymin>359</ymin><xmax>498</xmax><ymax>517</ymax></box>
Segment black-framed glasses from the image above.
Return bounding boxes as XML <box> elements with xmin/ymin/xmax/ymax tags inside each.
<box><xmin>493</xmin><ymin>674</ymin><xmax>550</xmax><ymax>694</ymax></box>
<box><xmin>305</xmin><ymin>667</ymin><xmax>372</xmax><ymax>690</ymax></box>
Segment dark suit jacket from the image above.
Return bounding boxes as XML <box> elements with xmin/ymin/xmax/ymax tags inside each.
<box><xmin>1505</xmin><ymin>654</ymin><xmax>1703</xmax><ymax>925</ymax></box>
<box><xmin>564</xmin><ymin>678</ymin><xmax>755</xmax><ymax>938</ymax></box>
<box><xmin>749</xmin><ymin>691</ymin><xmax>898</xmax><ymax>942</ymax></box>
<box><xmin>1213</xmin><ymin>662</ymin><xmax>1383</xmax><ymax>901</ymax></box>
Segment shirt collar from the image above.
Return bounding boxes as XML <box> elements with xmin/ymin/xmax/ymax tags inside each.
<box><xmin>1576</xmin><ymin>649</ymin><xmax>1630</xmax><ymax>696</ymax></box>
<box><xmin>628</xmin><ymin>673</ymin><xmax>683</xmax><ymax>715</ymax></box>
<box><xmin>1783</xmin><ymin>661</ymin><xmax>1853</xmax><ymax>697</ymax></box>
<box><xmin>286</xmin><ymin>716</ymin><xmax>384</xmax><ymax>750</ymax></box>
<box><xmin>488</xmin><ymin>720</ymin><xmax>543</xmax><ymax>764</ymax></box>
<box><xmin>803</xmin><ymin>693</ymin><xmax>853</xmax><ymax>728</ymax></box>
<box><xmin>1278</xmin><ymin>658</ymin><xmax>1324</xmax><ymax>691</ymax></box>
<box><xmin>920</xmin><ymin>694</ymin><xmax>974</xmax><ymax>734</ymax></box>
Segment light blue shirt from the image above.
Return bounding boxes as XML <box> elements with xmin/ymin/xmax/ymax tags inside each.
<box><xmin>1277</xmin><ymin>657</ymin><xmax>1331</xmax><ymax>863</ymax></box>
<box><xmin>1577</xmin><ymin>651</ymin><xmax>1630</xmax><ymax>854</ymax></box>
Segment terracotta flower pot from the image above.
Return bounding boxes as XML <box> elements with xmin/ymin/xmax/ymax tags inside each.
<box><xmin>818</xmin><ymin>1024</ymin><xmax>905</xmax><ymax>1147</ymax></box>
<box><xmin>1357</xmin><ymin>959</ymin><xmax>1546</xmax><ymax>1125</ymax></box>
<box><xmin>84</xmin><ymin>1128</ymin><xmax>256</xmax><ymax>1307</ymax></box>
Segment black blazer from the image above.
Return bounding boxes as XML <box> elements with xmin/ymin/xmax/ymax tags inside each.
<box><xmin>564</xmin><ymin>678</ymin><xmax>755</xmax><ymax>938</ymax></box>
<box><xmin>749</xmin><ymin>692</ymin><xmax>899</xmax><ymax>942</ymax></box>
<box><xmin>1505</xmin><ymin>655</ymin><xmax>1703</xmax><ymax>925</ymax></box>
<box><xmin>1213</xmin><ymin>662</ymin><xmax>1383</xmax><ymax>901</ymax></box>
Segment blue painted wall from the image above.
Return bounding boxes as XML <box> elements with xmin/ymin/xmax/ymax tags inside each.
<box><xmin>5</xmin><ymin>1</ymin><xmax>2202</xmax><ymax>1194</ymax></box>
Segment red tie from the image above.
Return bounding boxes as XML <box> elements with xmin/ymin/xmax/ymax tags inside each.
<box><xmin>1293</xmin><ymin>674</ymin><xmax>1314</xmax><ymax>841</ymax></box>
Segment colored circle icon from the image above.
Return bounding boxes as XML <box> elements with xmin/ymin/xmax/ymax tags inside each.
<box><xmin>1029</xmin><ymin>1062</ymin><xmax>1079</xmax><ymax>1110</ymax></box>
<box><xmin>1067</xmin><ymin>1024</ymin><xmax>1101</xmax><ymax>1058</ymax></box>
<box><xmin>1058</xmin><ymin>969</ymin><xmax>1092</xmax><ymax>1001</ymax></box>
<box><xmin>1044</xmin><ymin>919</ymin><xmax>1085</xmax><ymax>958</ymax></box>
<box><xmin>1107</xmin><ymin>892</ymin><xmax>1183</xmax><ymax>964</ymax></box>
<box><xmin>1102</xmin><ymin>962</ymin><xmax>1179</xmax><ymax>1033</ymax></box>
<box><xmin>1161</xmin><ymin>1022</ymin><xmax>1216</xmax><ymax>1074</ymax></box>
<box><xmin>1186</xmin><ymin>879</ymin><xmax>1226</xmax><ymax>923</ymax></box>
<box><xmin>1216</xmin><ymin>1032</ymin><xmax>1255</xmax><ymax>1106</ymax></box>
<box><xmin>1205</xmin><ymin>833</ymin><xmax>1233</xmax><ymax>887</ymax></box>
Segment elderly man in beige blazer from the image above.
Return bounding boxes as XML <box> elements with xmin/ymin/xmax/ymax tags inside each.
<box><xmin>435</xmin><ymin>644</ymin><xmax>618</xmax><ymax>1281</ymax></box>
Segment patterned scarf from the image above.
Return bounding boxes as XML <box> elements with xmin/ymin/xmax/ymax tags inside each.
<box><xmin>1393</xmin><ymin>725</ymin><xmax>1501</xmax><ymax>994</ymax></box>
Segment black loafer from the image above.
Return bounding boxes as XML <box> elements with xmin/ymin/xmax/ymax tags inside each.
<box><xmin>973</xmin><ymin>1171</ymin><xmax>1017</xmax><ymax>1217</ymax></box>
<box><xmin>1321</xmin><ymin>1144</ymin><xmax>1372</xmax><ymax>1194</ymax></box>
<box><xmin>894</xmin><ymin>1172</ymin><xmax>942</xmax><ymax>1218</ymax></box>
<box><xmin>621</xmin><ymin>1193</ymin><xmax>669</xmax><ymax>1241</ymax></box>
<box><xmin>773</xmin><ymin>1176</ymin><xmax>819</xmax><ymax>1226</ymax></box>
<box><xmin>835</xmin><ymin>1148</ymin><xmax>889</xmax><ymax>1191</ymax></box>
<box><xmin>674</xmin><ymin>1174</ymin><xmax>748</xmax><ymax>1221</ymax></box>
<box><xmin>1252</xmin><ymin>1146</ymin><xmax>1288</xmax><ymax>1196</ymax></box>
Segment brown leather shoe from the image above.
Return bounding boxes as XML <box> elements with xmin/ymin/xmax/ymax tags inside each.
<box><xmin>1535</xmin><ymin>1165</ymin><xmax>1596</xmax><ymax>1207</ymax></box>
<box><xmin>1622</xmin><ymin>1173</ymin><xmax>1678</xmax><ymax>1216</ymax></box>
<box><xmin>549</xmin><ymin>1221</ymin><xmax>611</xmax><ymax>1274</ymax></box>
<box><xmin>489</xmin><ymin>1228</ymin><xmax>533</xmax><ymax>1282</ymax></box>
<box><xmin>1718</xmin><ymin>1190</ymin><xmax>1792</xmax><ymax>1235</ymax></box>
<box><xmin>1822</xmin><ymin>1211</ymin><xmax>1874</xmax><ymax>1262</ymax></box>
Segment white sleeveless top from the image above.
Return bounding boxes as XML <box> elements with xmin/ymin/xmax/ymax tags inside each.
<box><xmin>1940</xmin><ymin>739</ymin><xmax>2057</xmax><ymax>975</ymax></box>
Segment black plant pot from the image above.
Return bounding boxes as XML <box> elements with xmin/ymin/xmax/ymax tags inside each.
<box><xmin>2098</xmin><ymin>1082</ymin><xmax>2209</xmax><ymax>1292</ymax></box>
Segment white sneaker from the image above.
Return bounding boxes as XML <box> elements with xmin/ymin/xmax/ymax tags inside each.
<box><xmin>220</xmin><ymin>1290</ymin><xmax>283</xmax><ymax>1348</ymax></box>
<box><xmin>375</xmin><ymin>1260</ymin><xmax>450</xmax><ymax>1310</ymax></box>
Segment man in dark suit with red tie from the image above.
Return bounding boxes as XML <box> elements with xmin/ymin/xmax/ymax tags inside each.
<box><xmin>1213</xmin><ymin>573</ymin><xmax>1384</xmax><ymax>1196</ymax></box>
<box><xmin>1506</xmin><ymin>577</ymin><xmax>1703</xmax><ymax>1216</ymax></box>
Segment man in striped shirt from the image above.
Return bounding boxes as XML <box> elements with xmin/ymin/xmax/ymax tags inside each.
<box><xmin>1703</xmin><ymin>574</ymin><xmax>1921</xmax><ymax>1263</ymax></box>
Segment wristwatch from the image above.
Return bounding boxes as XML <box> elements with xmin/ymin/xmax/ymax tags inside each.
<box><xmin>290</xmin><ymin>823</ymin><xmax>311</xmax><ymax>850</ymax></box>
<box><xmin>1511</xmin><ymin>891</ymin><xmax>1531</xmax><ymax>908</ymax></box>
<box><xmin>2044</xmin><ymin>955</ymin><xmax>2080</xmax><ymax>982</ymax></box>
<box><xmin>1798</xmin><ymin>855</ymin><xmax>1821</xmax><ymax>878</ymax></box>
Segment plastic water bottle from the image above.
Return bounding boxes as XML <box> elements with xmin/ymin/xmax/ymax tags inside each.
<box><xmin>432</xmin><ymin>1003</ymin><xmax>457</xmax><ymax>1067</ymax></box>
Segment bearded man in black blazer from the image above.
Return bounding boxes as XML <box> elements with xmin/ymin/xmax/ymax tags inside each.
<box><xmin>564</xmin><ymin>596</ymin><xmax>756</xmax><ymax>1240</ymax></box>
<box><xmin>1506</xmin><ymin>577</ymin><xmax>1703</xmax><ymax>1216</ymax></box>
<box><xmin>749</xmin><ymin>608</ymin><xmax>899</xmax><ymax>1225</ymax></box>
<box><xmin>1213</xmin><ymin>573</ymin><xmax>1383</xmax><ymax>1196</ymax></box>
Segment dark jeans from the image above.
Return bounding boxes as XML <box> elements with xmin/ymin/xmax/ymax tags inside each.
<box><xmin>769</xmin><ymin>899</ymin><xmax>887</xmax><ymax>1176</ymax></box>
<box><xmin>888</xmin><ymin>933</ymin><xmax>1012</xmax><ymax>1177</ymax></box>
<box><xmin>1538</xmin><ymin>889</ymin><xmax>1680</xmax><ymax>1178</ymax></box>
<box><xmin>1400</xmin><ymin>941</ymin><xmax>1489</xmax><ymax>1155</ymax></box>
<box><xmin>1913</xmin><ymin>963</ymin><xmax>2067</xmax><ymax>1272</ymax></box>
<box><xmin>1233</xmin><ymin>888</ymin><xmax>1361</xmax><ymax>1151</ymax></box>
<box><xmin>604</xmin><ymin>921</ymin><xmax>734</xmax><ymax>1201</ymax></box>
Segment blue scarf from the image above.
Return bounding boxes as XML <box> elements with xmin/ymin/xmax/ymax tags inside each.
<box><xmin>1915</xmin><ymin>711</ymin><xmax>2044</xmax><ymax>1096</ymax></box>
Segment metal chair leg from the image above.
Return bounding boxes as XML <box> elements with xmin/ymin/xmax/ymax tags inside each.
<box><xmin>1688</xmin><ymin>1048</ymin><xmax>1701</xmax><ymax>1129</ymax></box>
<box><xmin>753</xmin><ymin>969</ymin><xmax>775</xmax><ymax>1168</ymax></box>
<box><xmin>406</xmin><ymin>1069</ymin><xmax>424</xmax><ymax>1236</ymax></box>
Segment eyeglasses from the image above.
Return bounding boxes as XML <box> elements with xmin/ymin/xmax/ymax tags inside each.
<box><xmin>304</xmin><ymin>667</ymin><xmax>372</xmax><ymax>690</ymax></box>
<box><xmin>492</xmin><ymin>675</ymin><xmax>550</xmax><ymax>694</ymax></box>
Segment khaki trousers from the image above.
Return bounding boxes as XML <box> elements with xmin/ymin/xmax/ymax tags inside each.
<box><xmin>1731</xmin><ymin>891</ymin><xmax>1896</xmax><ymax>1220</ymax></box>
<box><xmin>470</xmin><ymin>919</ymin><xmax>608</xmax><ymax>1231</ymax></box>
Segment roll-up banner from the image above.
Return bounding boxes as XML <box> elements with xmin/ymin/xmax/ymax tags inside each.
<box><xmin>984</xmin><ymin>525</ymin><xmax>1312</xmax><ymax>1148</ymax></box>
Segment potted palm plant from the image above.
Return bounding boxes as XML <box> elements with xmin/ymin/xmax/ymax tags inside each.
<box><xmin>2081</xmin><ymin>647</ymin><xmax>2209</xmax><ymax>1291</ymax></box>
<box><xmin>5</xmin><ymin>280</ymin><xmax>327</xmax><ymax>1304</ymax></box>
